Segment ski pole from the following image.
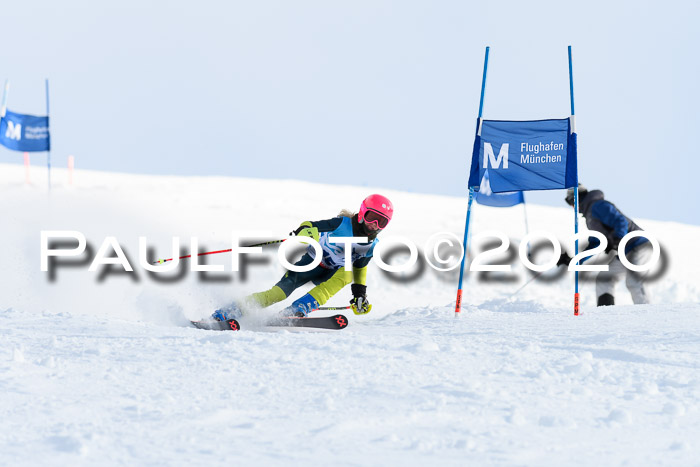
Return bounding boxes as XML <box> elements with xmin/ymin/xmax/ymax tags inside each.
<box><xmin>152</xmin><ymin>239</ymin><xmax>287</xmax><ymax>265</ymax></box>
<box><xmin>317</xmin><ymin>306</ymin><xmax>352</xmax><ymax>311</ymax></box>
<box><xmin>509</xmin><ymin>270</ymin><xmax>546</xmax><ymax>298</ymax></box>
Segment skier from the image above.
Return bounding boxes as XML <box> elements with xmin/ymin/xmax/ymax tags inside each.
<box><xmin>211</xmin><ymin>194</ymin><xmax>394</xmax><ymax>320</ymax></box>
<box><xmin>558</xmin><ymin>184</ymin><xmax>652</xmax><ymax>306</ymax></box>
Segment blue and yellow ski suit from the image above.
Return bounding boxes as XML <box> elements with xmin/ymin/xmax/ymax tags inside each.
<box><xmin>246</xmin><ymin>214</ymin><xmax>377</xmax><ymax>312</ymax></box>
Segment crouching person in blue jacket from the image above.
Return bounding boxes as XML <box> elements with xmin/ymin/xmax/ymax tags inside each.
<box><xmin>558</xmin><ymin>185</ymin><xmax>653</xmax><ymax>306</ymax></box>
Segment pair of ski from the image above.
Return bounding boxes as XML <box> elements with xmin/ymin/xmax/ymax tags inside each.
<box><xmin>191</xmin><ymin>311</ymin><xmax>349</xmax><ymax>332</ymax></box>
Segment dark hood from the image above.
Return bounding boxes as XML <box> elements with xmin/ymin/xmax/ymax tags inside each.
<box><xmin>579</xmin><ymin>189</ymin><xmax>604</xmax><ymax>215</ymax></box>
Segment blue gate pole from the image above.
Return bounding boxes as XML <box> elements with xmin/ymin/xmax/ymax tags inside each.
<box><xmin>478</xmin><ymin>47</ymin><xmax>490</xmax><ymax>118</ymax></box>
<box><xmin>455</xmin><ymin>46</ymin><xmax>489</xmax><ymax>316</ymax></box>
<box><xmin>455</xmin><ymin>188</ymin><xmax>475</xmax><ymax>315</ymax></box>
<box><xmin>46</xmin><ymin>79</ymin><xmax>51</xmax><ymax>194</ymax></box>
<box><xmin>568</xmin><ymin>45</ymin><xmax>580</xmax><ymax>316</ymax></box>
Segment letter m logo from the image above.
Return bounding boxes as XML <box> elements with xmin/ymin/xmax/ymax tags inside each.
<box><xmin>483</xmin><ymin>142</ymin><xmax>509</xmax><ymax>169</ymax></box>
<box><xmin>5</xmin><ymin>121</ymin><xmax>22</xmax><ymax>141</ymax></box>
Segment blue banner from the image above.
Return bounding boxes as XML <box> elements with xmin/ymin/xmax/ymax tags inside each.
<box><xmin>475</xmin><ymin>170</ymin><xmax>524</xmax><ymax>207</ymax></box>
<box><xmin>468</xmin><ymin>118</ymin><xmax>577</xmax><ymax>192</ymax></box>
<box><xmin>0</xmin><ymin>109</ymin><xmax>50</xmax><ymax>152</ymax></box>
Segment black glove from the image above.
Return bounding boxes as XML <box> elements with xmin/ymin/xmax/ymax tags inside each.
<box><xmin>350</xmin><ymin>284</ymin><xmax>371</xmax><ymax>315</ymax></box>
<box><xmin>606</xmin><ymin>237</ymin><xmax>621</xmax><ymax>254</ymax></box>
<box><xmin>557</xmin><ymin>252</ymin><xmax>571</xmax><ymax>267</ymax></box>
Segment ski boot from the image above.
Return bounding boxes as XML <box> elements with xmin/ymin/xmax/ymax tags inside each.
<box><xmin>281</xmin><ymin>293</ymin><xmax>319</xmax><ymax>318</ymax></box>
<box><xmin>211</xmin><ymin>303</ymin><xmax>244</xmax><ymax>321</ymax></box>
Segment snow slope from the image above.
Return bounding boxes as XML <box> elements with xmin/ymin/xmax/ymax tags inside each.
<box><xmin>1</xmin><ymin>163</ymin><xmax>699</xmax><ymax>466</ymax></box>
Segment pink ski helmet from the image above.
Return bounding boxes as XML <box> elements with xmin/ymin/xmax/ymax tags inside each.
<box><xmin>358</xmin><ymin>194</ymin><xmax>393</xmax><ymax>230</ymax></box>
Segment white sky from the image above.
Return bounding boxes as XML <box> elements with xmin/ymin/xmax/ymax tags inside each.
<box><xmin>2</xmin><ymin>0</ymin><xmax>698</xmax><ymax>225</ymax></box>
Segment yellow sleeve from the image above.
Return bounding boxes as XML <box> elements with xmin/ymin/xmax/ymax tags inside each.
<box><xmin>353</xmin><ymin>266</ymin><xmax>368</xmax><ymax>286</ymax></box>
<box><xmin>308</xmin><ymin>267</ymin><xmax>353</xmax><ymax>305</ymax></box>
